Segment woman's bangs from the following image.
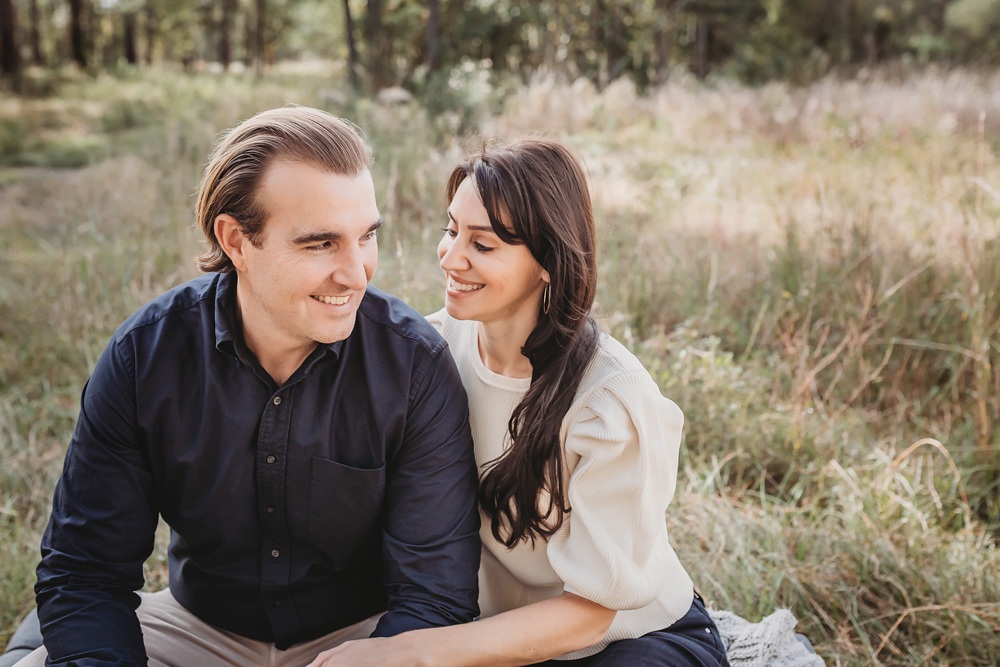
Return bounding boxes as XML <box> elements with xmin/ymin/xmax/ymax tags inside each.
<box><xmin>472</xmin><ymin>159</ymin><xmax>521</xmax><ymax>245</ymax></box>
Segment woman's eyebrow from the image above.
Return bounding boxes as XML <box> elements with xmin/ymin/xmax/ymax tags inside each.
<box><xmin>447</xmin><ymin>208</ymin><xmax>493</xmax><ymax>232</ymax></box>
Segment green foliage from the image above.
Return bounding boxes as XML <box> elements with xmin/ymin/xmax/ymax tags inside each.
<box><xmin>946</xmin><ymin>0</ymin><xmax>1000</xmax><ymax>40</ymax></box>
<box><xmin>10</xmin><ymin>0</ymin><xmax>1000</xmax><ymax>95</ymax></box>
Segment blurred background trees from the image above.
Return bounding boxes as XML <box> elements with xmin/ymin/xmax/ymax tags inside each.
<box><xmin>1</xmin><ymin>1</ymin><xmax>999</xmax><ymax>90</ymax></box>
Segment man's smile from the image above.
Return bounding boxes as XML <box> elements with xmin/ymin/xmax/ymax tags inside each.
<box><xmin>310</xmin><ymin>294</ymin><xmax>352</xmax><ymax>305</ymax></box>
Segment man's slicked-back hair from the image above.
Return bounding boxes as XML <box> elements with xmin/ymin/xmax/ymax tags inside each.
<box><xmin>195</xmin><ymin>106</ymin><xmax>373</xmax><ymax>273</ymax></box>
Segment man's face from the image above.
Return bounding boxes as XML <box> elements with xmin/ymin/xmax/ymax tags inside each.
<box><xmin>238</xmin><ymin>160</ymin><xmax>380</xmax><ymax>349</ymax></box>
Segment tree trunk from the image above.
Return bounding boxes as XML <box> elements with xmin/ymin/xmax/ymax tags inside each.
<box><xmin>342</xmin><ymin>0</ymin><xmax>359</xmax><ymax>89</ymax></box>
<box><xmin>365</xmin><ymin>0</ymin><xmax>385</xmax><ymax>89</ymax></box>
<box><xmin>255</xmin><ymin>0</ymin><xmax>265</xmax><ymax>75</ymax></box>
<box><xmin>653</xmin><ymin>0</ymin><xmax>668</xmax><ymax>85</ymax></box>
<box><xmin>0</xmin><ymin>0</ymin><xmax>20</xmax><ymax>77</ymax></box>
<box><xmin>243</xmin><ymin>9</ymin><xmax>253</xmax><ymax>65</ymax></box>
<box><xmin>590</xmin><ymin>0</ymin><xmax>605</xmax><ymax>86</ymax></box>
<box><xmin>144</xmin><ymin>5</ymin><xmax>156</xmax><ymax>64</ymax></box>
<box><xmin>69</xmin><ymin>0</ymin><xmax>87</xmax><ymax>67</ymax></box>
<box><xmin>220</xmin><ymin>0</ymin><xmax>235</xmax><ymax>69</ymax></box>
<box><xmin>29</xmin><ymin>0</ymin><xmax>43</xmax><ymax>65</ymax></box>
<box><xmin>426</xmin><ymin>0</ymin><xmax>439</xmax><ymax>73</ymax></box>
<box><xmin>607</xmin><ymin>0</ymin><xmax>624</xmax><ymax>80</ymax></box>
<box><xmin>694</xmin><ymin>19</ymin><xmax>708</xmax><ymax>80</ymax></box>
<box><xmin>655</xmin><ymin>0</ymin><xmax>693</xmax><ymax>86</ymax></box>
<box><xmin>123</xmin><ymin>13</ymin><xmax>137</xmax><ymax>64</ymax></box>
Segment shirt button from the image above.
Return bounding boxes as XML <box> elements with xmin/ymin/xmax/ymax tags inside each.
<box><xmin>273</xmin><ymin>396</ymin><xmax>281</xmax><ymax>405</ymax></box>
<box><xmin>267</xmin><ymin>506</ymin><xmax>275</xmax><ymax>513</ymax></box>
<box><xmin>266</xmin><ymin>455</ymin><xmax>275</xmax><ymax>464</ymax></box>
<box><xmin>271</xmin><ymin>549</ymin><xmax>280</xmax><ymax>558</ymax></box>
<box><xmin>274</xmin><ymin>599</ymin><xmax>282</xmax><ymax>607</ymax></box>
<box><xmin>705</xmin><ymin>628</ymin><xmax>712</xmax><ymax>634</ymax></box>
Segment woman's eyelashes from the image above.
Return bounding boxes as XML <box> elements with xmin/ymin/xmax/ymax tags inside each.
<box><xmin>441</xmin><ymin>225</ymin><xmax>495</xmax><ymax>253</ymax></box>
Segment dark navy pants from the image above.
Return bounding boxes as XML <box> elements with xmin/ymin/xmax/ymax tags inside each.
<box><xmin>535</xmin><ymin>595</ymin><xmax>729</xmax><ymax>667</ymax></box>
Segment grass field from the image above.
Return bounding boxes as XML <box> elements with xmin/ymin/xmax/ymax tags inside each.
<box><xmin>2</xmin><ymin>62</ymin><xmax>999</xmax><ymax>665</ymax></box>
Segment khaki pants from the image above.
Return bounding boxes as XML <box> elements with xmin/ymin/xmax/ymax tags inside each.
<box><xmin>15</xmin><ymin>589</ymin><xmax>382</xmax><ymax>667</ymax></box>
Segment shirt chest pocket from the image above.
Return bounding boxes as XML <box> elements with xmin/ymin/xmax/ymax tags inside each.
<box><xmin>307</xmin><ymin>456</ymin><xmax>386</xmax><ymax>570</ymax></box>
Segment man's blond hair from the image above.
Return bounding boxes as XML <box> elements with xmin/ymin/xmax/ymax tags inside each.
<box><xmin>195</xmin><ymin>106</ymin><xmax>372</xmax><ymax>273</ymax></box>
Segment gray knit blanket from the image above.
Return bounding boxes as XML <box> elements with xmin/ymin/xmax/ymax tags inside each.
<box><xmin>708</xmin><ymin>609</ymin><xmax>825</xmax><ymax>667</ymax></box>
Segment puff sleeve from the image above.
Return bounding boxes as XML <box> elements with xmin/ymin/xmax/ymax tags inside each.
<box><xmin>545</xmin><ymin>370</ymin><xmax>684</xmax><ymax>611</ymax></box>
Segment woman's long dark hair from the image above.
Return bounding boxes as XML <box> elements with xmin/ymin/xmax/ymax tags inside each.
<box><xmin>447</xmin><ymin>138</ymin><xmax>600</xmax><ymax>548</ymax></box>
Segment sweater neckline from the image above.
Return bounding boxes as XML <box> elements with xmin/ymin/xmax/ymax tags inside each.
<box><xmin>467</xmin><ymin>320</ymin><xmax>532</xmax><ymax>393</ymax></box>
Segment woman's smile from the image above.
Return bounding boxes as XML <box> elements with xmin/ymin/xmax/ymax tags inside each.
<box><xmin>447</xmin><ymin>275</ymin><xmax>485</xmax><ymax>294</ymax></box>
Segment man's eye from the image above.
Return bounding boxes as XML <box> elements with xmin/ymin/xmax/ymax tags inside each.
<box><xmin>364</xmin><ymin>231</ymin><xmax>378</xmax><ymax>241</ymax></box>
<box><xmin>309</xmin><ymin>241</ymin><xmax>332</xmax><ymax>250</ymax></box>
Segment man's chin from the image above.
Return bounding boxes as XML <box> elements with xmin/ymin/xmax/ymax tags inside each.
<box><xmin>311</xmin><ymin>313</ymin><xmax>359</xmax><ymax>345</ymax></box>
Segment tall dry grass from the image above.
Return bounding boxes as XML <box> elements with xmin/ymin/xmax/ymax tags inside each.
<box><xmin>1</xmin><ymin>64</ymin><xmax>998</xmax><ymax>665</ymax></box>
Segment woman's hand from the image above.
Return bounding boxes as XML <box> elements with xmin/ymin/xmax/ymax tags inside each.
<box><xmin>307</xmin><ymin>636</ymin><xmax>424</xmax><ymax>667</ymax></box>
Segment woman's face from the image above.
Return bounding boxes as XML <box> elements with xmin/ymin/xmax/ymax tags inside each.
<box><xmin>437</xmin><ymin>177</ymin><xmax>549</xmax><ymax>326</ymax></box>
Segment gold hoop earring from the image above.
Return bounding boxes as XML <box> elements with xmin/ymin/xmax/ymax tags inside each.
<box><xmin>542</xmin><ymin>284</ymin><xmax>550</xmax><ymax>315</ymax></box>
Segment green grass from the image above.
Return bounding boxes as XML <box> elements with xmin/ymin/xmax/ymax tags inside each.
<box><xmin>1</xmin><ymin>63</ymin><xmax>999</xmax><ymax>664</ymax></box>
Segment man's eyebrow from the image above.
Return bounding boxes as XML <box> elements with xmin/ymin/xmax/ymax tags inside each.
<box><xmin>292</xmin><ymin>217</ymin><xmax>383</xmax><ymax>245</ymax></box>
<box><xmin>447</xmin><ymin>208</ymin><xmax>493</xmax><ymax>233</ymax></box>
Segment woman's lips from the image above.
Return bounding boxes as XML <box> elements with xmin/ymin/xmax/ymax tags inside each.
<box><xmin>448</xmin><ymin>276</ymin><xmax>485</xmax><ymax>293</ymax></box>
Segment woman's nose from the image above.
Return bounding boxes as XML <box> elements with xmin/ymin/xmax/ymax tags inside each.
<box><xmin>438</xmin><ymin>236</ymin><xmax>467</xmax><ymax>271</ymax></box>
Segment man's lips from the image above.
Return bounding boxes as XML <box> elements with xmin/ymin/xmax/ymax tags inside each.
<box><xmin>310</xmin><ymin>294</ymin><xmax>351</xmax><ymax>305</ymax></box>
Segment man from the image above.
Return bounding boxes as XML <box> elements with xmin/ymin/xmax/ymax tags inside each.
<box><xmin>14</xmin><ymin>107</ymin><xmax>481</xmax><ymax>666</ymax></box>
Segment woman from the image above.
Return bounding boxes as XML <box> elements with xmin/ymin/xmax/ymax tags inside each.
<box><xmin>309</xmin><ymin>139</ymin><xmax>728</xmax><ymax>667</ymax></box>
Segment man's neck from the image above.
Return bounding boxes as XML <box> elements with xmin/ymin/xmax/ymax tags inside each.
<box><xmin>235</xmin><ymin>281</ymin><xmax>317</xmax><ymax>387</ymax></box>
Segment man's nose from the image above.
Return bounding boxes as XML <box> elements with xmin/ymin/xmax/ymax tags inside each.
<box><xmin>333</xmin><ymin>245</ymin><xmax>371</xmax><ymax>291</ymax></box>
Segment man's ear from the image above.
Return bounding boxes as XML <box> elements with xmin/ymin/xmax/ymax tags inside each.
<box><xmin>215</xmin><ymin>214</ymin><xmax>248</xmax><ymax>272</ymax></box>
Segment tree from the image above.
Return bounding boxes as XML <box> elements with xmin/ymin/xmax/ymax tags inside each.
<box><xmin>0</xmin><ymin>0</ymin><xmax>21</xmax><ymax>78</ymax></box>
<box><xmin>365</xmin><ymin>0</ymin><xmax>387</xmax><ymax>89</ymax></box>
<box><xmin>219</xmin><ymin>0</ymin><xmax>235</xmax><ymax>69</ymax></box>
<box><xmin>342</xmin><ymin>0</ymin><xmax>360</xmax><ymax>89</ymax></box>
<box><xmin>124</xmin><ymin>12</ymin><xmax>138</xmax><ymax>63</ymax></box>
<box><xmin>608</xmin><ymin>0</ymin><xmax>625</xmax><ymax>80</ymax></box>
<box><xmin>144</xmin><ymin>1</ymin><xmax>156</xmax><ymax>64</ymax></box>
<box><xmin>255</xmin><ymin>0</ymin><xmax>265</xmax><ymax>74</ymax></box>
<box><xmin>69</xmin><ymin>0</ymin><xmax>88</xmax><ymax>67</ymax></box>
<box><xmin>29</xmin><ymin>0</ymin><xmax>44</xmax><ymax>65</ymax></box>
<box><xmin>427</xmin><ymin>0</ymin><xmax>439</xmax><ymax>72</ymax></box>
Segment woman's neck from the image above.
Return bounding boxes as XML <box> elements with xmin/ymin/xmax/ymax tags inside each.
<box><xmin>478</xmin><ymin>316</ymin><xmax>537</xmax><ymax>379</ymax></box>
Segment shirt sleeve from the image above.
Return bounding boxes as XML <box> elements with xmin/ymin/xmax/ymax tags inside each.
<box><xmin>545</xmin><ymin>370</ymin><xmax>684</xmax><ymax>611</ymax></box>
<box><xmin>371</xmin><ymin>341</ymin><xmax>481</xmax><ymax>637</ymax></box>
<box><xmin>35</xmin><ymin>337</ymin><xmax>158</xmax><ymax>666</ymax></box>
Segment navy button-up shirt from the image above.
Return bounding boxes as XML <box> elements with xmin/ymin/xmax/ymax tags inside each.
<box><xmin>35</xmin><ymin>272</ymin><xmax>481</xmax><ymax>666</ymax></box>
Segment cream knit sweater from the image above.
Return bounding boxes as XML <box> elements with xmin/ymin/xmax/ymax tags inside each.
<box><xmin>427</xmin><ymin>310</ymin><xmax>694</xmax><ymax>659</ymax></box>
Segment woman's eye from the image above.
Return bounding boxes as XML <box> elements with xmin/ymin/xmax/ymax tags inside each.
<box><xmin>473</xmin><ymin>242</ymin><xmax>494</xmax><ymax>253</ymax></box>
<box><xmin>441</xmin><ymin>226</ymin><xmax>457</xmax><ymax>238</ymax></box>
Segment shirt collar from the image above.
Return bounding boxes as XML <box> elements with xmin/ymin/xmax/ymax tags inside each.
<box><xmin>213</xmin><ymin>271</ymin><xmax>345</xmax><ymax>364</ymax></box>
